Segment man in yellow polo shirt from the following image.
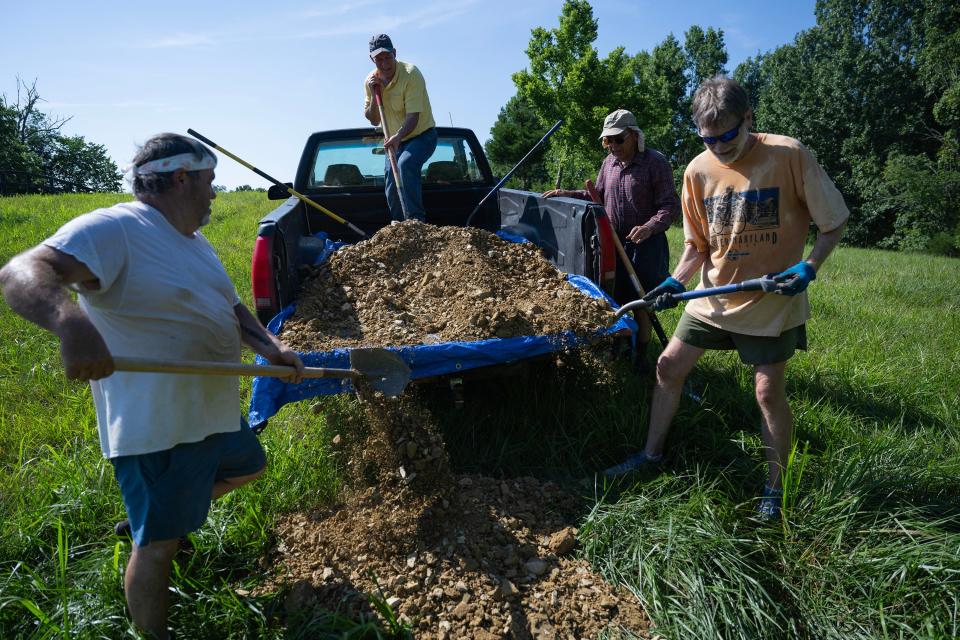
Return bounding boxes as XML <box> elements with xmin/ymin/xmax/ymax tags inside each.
<box><xmin>363</xmin><ymin>33</ymin><xmax>437</xmax><ymax>222</ymax></box>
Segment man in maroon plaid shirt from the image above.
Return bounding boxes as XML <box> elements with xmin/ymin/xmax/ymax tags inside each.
<box><xmin>544</xmin><ymin>109</ymin><xmax>680</xmax><ymax>370</ymax></box>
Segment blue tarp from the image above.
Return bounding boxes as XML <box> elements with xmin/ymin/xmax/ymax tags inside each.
<box><xmin>248</xmin><ymin>234</ymin><xmax>637</xmax><ymax>427</ymax></box>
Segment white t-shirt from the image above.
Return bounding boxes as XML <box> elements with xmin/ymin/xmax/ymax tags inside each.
<box><xmin>44</xmin><ymin>201</ymin><xmax>243</xmax><ymax>458</ymax></box>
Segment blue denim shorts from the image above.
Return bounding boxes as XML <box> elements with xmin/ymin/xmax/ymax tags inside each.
<box><xmin>111</xmin><ymin>424</ymin><xmax>266</xmax><ymax>546</ymax></box>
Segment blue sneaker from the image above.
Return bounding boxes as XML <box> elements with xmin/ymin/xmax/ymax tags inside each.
<box><xmin>602</xmin><ymin>451</ymin><xmax>663</xmax><ymax>478</ymax></box>
<box><xmin>757</xmin><ymin>485</ymin><xmax>783</xmax><ymax>520</ymax></box>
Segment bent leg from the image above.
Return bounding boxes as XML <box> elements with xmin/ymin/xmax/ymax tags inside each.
<box><xmin>212</xmin><ymin>467</ymin><xmax>264</xmax><ymax>500</ymax></box>
<box><xmin>211</xmin><ymin>426</ymin><xmax>267</xmax><ymax>500</ymax></box>
<box><xmin>125</xmin><ymin>539</ymin><xmax>179</xmax><ymax>640</ymax></box>
<box><xmin>754</xmin><ymin>361</ymin><xmax>792</xmax><ymax>489</ymax></box>
<box><xmin>644</xmin><ymin>337</ymin><xmax>704</xmax><ymax>456</ymax></box>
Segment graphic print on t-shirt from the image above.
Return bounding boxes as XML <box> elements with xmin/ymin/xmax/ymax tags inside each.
<box><xmin>704</xmin><ymin>186</ymin><xmax>780</xmax><ymax>256</ymax></box>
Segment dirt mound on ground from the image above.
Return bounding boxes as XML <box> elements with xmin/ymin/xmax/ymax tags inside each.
<box><xmin>258</xmin><ymin>222</ymin><xmax>647</xmax><ymax>637</ymax></box>
<box><xmin>281</xmin><ymin>221</ymin><xmax>617</xmax><ymax>351</ymax></box>
<box><xmin>262</xmin><ymin>390</ymin><xmax>648</xmax><ymax>639</ymax></box>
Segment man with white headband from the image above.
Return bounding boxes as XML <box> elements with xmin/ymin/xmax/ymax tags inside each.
<box><xmin>0</xmin><ymin>132</ymin><xmax>305</xmax><ymax>639</ymax></box>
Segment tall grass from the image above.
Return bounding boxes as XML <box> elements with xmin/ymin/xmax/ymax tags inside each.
<box><xmin>1</xmin><ymin>192</ymin><xmax>958</xmax><ymax>638</ymax></box>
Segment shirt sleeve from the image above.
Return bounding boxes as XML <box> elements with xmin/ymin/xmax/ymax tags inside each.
<box><xmin>643</xmin><ymin>156</ymin><xmax>681</xmax><ymax>234</ymax></box>
<box><xmin>42</xmin><ymin>211</ymin><xmax>127</xmax><ymax>295</ymax></box>
<box><xmin>796</xmin><ymin>143</ymin><xmax>850</xmax><ymax>232</ymax></box>
<box><xmin>363</xmin><ymin>70</ymin><xmax>375</xmax><ymax>115</ymax></box>
<box><xmin>593</xmin><ymin>163</ymin><xmax>607</xmax><ymax>203</ymax></box>
<box><xmin>404</xmin><ymin>67</ymin><xmax>428</xmax><ymax>114</ymax></box>
<box><xmin>681</xmin><ymin>169</ymin><xmax>710</xmax><ymax>254</ymax></box>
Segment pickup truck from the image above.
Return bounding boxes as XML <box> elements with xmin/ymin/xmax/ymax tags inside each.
<box><xmin>251</xmin><ymin>126</ymin><xmax>619</xmax><ymax>325</ymax></box>
<box><xmin>246</xmin><ymin>126</ymin><xmax>636</xmax><ymax>423</ymax></box>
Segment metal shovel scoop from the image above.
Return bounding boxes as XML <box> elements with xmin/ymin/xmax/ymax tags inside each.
<box><xmin>112</xmin><ymin>347</ymin><xmax>411</xmax><ymax>397</ymax></box>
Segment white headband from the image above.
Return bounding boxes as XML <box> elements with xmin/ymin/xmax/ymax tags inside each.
<box><xmin>125</xmin><ymin>152</ymin><xmax>217</xmax><ymax>176</ymax></box>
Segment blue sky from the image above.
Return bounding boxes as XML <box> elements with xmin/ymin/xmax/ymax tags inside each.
<box><xmin>2</xmin><ymin>0</ymin><xmax>816</xmax><ymax>189</ymax></box>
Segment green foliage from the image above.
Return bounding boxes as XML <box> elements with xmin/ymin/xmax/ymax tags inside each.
<box><xmin>484</xmin><ymin>95</ymin><xmax>551</xmax><ymax>189</ymax></box>
<box><xmin>737</xmin><ymin>0</ymin><xmax>959</xmax><ymax>252</ymax></box>
<box><xmin>873</xmin><ymin>152</ymin><xmax>960</xmax><ymax>255</ymax></box>
<box><xmin>500</xmin><ymin>1</ymin><xmax>729</xmax><ymax>192</ymax></box>
<box><xmin>0</xmin><ymin>79</ymin><xmax>121</xmax><ymax>194</ymax></box>
<box><xmin>510</xmin><ymin>0</ymin><xmax>650</xmax><ymax>189</ymax></box>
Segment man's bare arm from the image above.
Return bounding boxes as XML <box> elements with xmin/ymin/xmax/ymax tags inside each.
<box><xmin>806</xmin><ymin>222</ymin><xmax>846</xmax><ymax>271</ymax></box>
<box><xmin>0</xmin><ymin>246</ymin><xmax>113</xmax><ymax>380</ymax></box>
<box><xmin>233</xmin><ymin>304</ymin><xmax>305</xmax><ymax>383</ymax></box>
<box><xmin>384</xmin><ymin>113</ymin><xmax>419</xmax><ymax>152</ymax></box>
<box><xmin>671</xmin><ymin>244</ymin><xmax>708</xmax><ymax>285</ymax></box>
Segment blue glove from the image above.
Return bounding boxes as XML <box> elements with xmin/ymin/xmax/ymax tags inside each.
<box><xmin>773</xmin><ymin>261</ymin><xmax>816</xmax><ymax>295</ymax></box>
<box><xmin>643</xmin><ymin>276</ymin><xmax>685</xmax><ymax>310</ymax></box>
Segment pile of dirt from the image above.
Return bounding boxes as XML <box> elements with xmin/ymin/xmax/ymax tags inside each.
<box><xmin>281</xmin><ymin>221</ymin><xmax>617</xmax><ymax>351</ymax></box>
<box><xmin>255</xmin><ymin>222</ymin><xmax>648</xmax><ymax>637</ymax></box>
<box><xmin>260</xmin><ymin>392</ymin><xmax>649</xmax><ymax>639</ymax></box>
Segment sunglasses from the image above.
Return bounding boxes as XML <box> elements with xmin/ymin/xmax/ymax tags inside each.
<box><xmin>603</xmin><ymin>134</ymin><xmax>627</xmax><ymax>145</ymax></box>
<box><xmin>698</xmin><ymin>118</ymin><xmax>744</xmax><ymax>145</ymax></box>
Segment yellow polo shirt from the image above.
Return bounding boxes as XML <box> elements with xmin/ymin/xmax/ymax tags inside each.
<box><xmin>681</xmin><ymin>133</ymin><xmax>849</xmax><ymax>336</ymax></box>
<box><xmin>364</xmin><ymin>61</ymin><xmax>435</xmax><ymax>141</ymax></box>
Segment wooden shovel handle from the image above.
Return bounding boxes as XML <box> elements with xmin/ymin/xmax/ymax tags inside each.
<box><xmin>112</xmin><ymin>357</ymin><xmax>358</xmax><ymax>380</ymax></box>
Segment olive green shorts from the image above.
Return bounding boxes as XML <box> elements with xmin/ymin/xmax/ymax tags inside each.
<box><xmin>674</xmin><ymin>313</ymin><xmax>807</xmax><ymax>365</ymax></box>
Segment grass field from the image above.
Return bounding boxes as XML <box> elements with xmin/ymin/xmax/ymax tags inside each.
<box><xmin>1</xmin><ymin>192</ymin><xmax>958</xmax><ymax>639</ymax></box>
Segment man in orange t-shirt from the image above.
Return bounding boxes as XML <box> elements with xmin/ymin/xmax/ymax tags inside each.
<box><xmin>604</xmin><ymin>76</ymin><xmax>848</xmax><ymax>519</ymax></box>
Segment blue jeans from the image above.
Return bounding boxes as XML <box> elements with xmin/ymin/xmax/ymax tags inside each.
<box><xmin>385</xmin><ymin>127</ymin><xmax>437</xmax><ymax>222</ymax></box>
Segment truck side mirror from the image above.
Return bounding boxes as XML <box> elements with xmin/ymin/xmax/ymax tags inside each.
<box><xmin>267</xmin><ymin>183</ymin><xmax>292</xmax><ymax>200</ymax></box>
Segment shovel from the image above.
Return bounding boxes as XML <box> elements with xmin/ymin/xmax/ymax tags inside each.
<box><xmin>373</xmin><ymin>85</ymin><xmax>412</xmax><ymax>221</ymax></box>
<box><xmin>112</xmin><ymin>347</ymin><xmax>411</xmax><ymax>397</ymax></box>
<box><xmin>614</xmin><ymin>275</ymin><xmax>782</xmax><ymax>319</ymax></box>
<box><xmin>584</xmin><ymin>179</ymin><xmax>669</xmax><ymax>347</ymax></box>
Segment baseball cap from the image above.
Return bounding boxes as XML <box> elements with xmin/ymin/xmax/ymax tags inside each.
<box><xmin>369</xmin><ymin>34</ymin><xmax>394</xmax><ymax>57</ymax></box>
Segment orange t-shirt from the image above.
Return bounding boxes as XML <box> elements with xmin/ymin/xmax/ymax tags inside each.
<box><xmin>681</xmin><ymin>133</ymin><xmax>849</xmax><ymax>336</ymax></box>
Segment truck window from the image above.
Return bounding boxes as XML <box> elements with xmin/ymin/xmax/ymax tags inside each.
<box><xmin>307</xmin><ymin>134</ymin><xmax>486</xmax><ymax>189</ymax></box>
<box><xmin>423</xmin><ymin>137</ymin><xmax>485</xmax><ymax>184</ymax></box>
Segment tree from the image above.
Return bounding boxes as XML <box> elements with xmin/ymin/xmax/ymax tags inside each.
<box><xmin>484</xmin><ymin>95</ymin><xmax>551</xmax><ymax>190</ymax></box>
<box><xmin>741</xmin><ymin>0</ymin><xmax>955</xmax><ymax>250</ymax></box>
<box><xmin>0</xmin><ymin>78</ymin><xmax>121</xmax><ymax>193</ymax></box>
<box><xmin>684</xmin><ymin>26</ymin><xmax>728</xmax><ymax>89</ymax></box>
<box><xmin>512</xmin><ymin>0</ymin><xmax>649</xmax><ymax>188</ymax></box>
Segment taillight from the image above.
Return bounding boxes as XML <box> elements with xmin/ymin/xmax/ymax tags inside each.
<box><xmin>251</xmin><ymin>235</ymin><xmax>277</xmax><ymax>310</ymax></box>
<box><xmin>595</xmin><ymin>214</ymin><xmax>617</xmax><ymax>294</ymax></box>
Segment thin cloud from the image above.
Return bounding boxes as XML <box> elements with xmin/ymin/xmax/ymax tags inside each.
<box><xmin>301</xmin><ymin>0</ymin><xmax>381</xmax><ymax>18</ymax></box>
<box><xmin>130</xmin><ymin>0</ymin><xmax>480</xmax><ymax>49</ymax></box>
<box><xmin>294</xmin><ymin>0</ymin><xmax>480</xmax><ymax>39</ymax></box>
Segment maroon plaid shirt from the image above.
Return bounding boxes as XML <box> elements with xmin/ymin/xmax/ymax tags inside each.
<box><xmin>573</xmin><ymin>149</ymin><xmax>680</xmax><ymax>237</ymax></box>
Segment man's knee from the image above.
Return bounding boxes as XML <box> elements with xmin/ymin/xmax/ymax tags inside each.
<box><xmin>224</xmin><ymin>463</ymin><xmax>266</xmax><ymax>488</ymax></box>
<box><xmin>655</xmin><ymin>350</ymin><xmax>687</xmax><ymax>388</ymax></box>
<box><xmin>655</xmin><ymin>339</ymin><xmax>700</xmax><ymax>387</ymax></box>
<box><xmin>753</xmin><ymin>363</ymin><xmax>788</xmax><ymax>408</ymax></box>
<box><xmin>131</xmin><ymin>538</ymin><xmax>179</xmax><ymax>564</ymax></box>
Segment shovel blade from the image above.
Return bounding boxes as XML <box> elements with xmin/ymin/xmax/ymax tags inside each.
<box><xmin>349</xmin><ymin>348</ymin><xmax>411</xmax><ymax>396</ymax></box>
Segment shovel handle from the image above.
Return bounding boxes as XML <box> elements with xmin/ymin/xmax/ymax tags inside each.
<box><xmin>112</xmin><ymin>357</ymin><xmax>358</xmax><ymax>380</ymax></box>
<box><xmin>373</xmin><ymin>85</ymin><xmax>410</xmax><ymax>217</ymax></box>
<box><xmin>586</xmin><ymin>179</ymin><xmax>669</xmax><ymax>348</ymax></box>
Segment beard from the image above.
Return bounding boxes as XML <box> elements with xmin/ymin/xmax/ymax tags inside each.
<box><xmin>199</xmin><ymin>212</ymin><xmax>211</xmax><ymax>227</ymax></box>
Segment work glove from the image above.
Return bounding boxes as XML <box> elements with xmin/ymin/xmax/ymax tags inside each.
<box><xmin>643</xmin><ymin>276</ymin><xmax>685</xmax><ymax>311</ymax></box>
<box><xmin>773</xmin><ymin>261</ymin><xmax>817</xmax><ymax>295</ymax></box>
